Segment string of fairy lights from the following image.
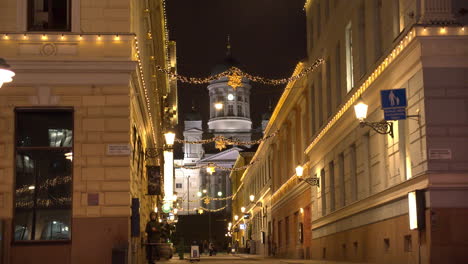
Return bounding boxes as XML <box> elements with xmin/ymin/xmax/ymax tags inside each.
<box><xmin>155</xmin><ymin>58</ymin><xmax>324</xmax><ymax>89</ymax></box>
<box><xmin>176</xmin><ymin>159</ymin><xmax>259</xmax><ymax>173</ymax></box>
<box><xmin>175</xmin><ymin>129</ymin><xmax>279</xmax><ymax>151</ymax></box>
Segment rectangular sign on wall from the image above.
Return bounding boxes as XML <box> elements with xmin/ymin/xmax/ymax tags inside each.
<box><xmin>147</xmin><ymin>166</ymin><xmax>161</xmax><ymax>195</ymax></box>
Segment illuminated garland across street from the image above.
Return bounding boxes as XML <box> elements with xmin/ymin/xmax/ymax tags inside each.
<box><xmin>176</xmin><ymin>159</ymin><xmax>259</xmax><ymax>172</ymax></box>
<box><xmin>175</xmin><ymin>129</ymin><xmax>279</xmax><ymax>151</ymax></box>
<box><xmin>155</xmin><ymin>58</ymin><xmax>324</xmax><ymax>88</ymax></box>
<box><xmin>197</xmin><ymin>205</ymin><xmax>228</xmax><ymax>212</ymax></box>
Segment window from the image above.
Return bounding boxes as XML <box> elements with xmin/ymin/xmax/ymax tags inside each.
<box><xmin>350</xmin><ymin>144</ymin><xmax>358</xmax><ymax>202</ymax></box>
<box><xmin>318</xmin><ymin>70</ymin><xmax>323</xmax><ymax>127</ymax></box>
<box><xmin>338</xmin><ymin>153</ymin><xmax>345</xmax><ymax>207</ymax></box>
<box><xmin>326</xmin><ymin>58</ymin><xmax>332</xmax><ymax>117</ymax></box>
<box><xmin>28</xmin><ymin>0</ymin><xmax>71</xmax><ymax>31</ymax></box>
<box><xmin>14</xmin><ymin>109</ymin><xmax>73</xmax><ymax>241</ymax></box>
<box><xmin>237</xmin><ymin>105</ymin><xmax>243</xmax><ymax>117</ymax></box>
<box><xmin>278</xmin><ymin>220</ymin><xmax>282</xmax><ymax>247</ymax></box>
<box><xmin>238</xmin><ymin>96</ymin><xmax>243</xmax><ymax>102</ymax></box>
<box><xmin>345</xmin><ymin>22</ymin><xmax>354</xmax><ymax>92</ymax></box>
<box><xmin>329</xmin><ymin>161</ymin><xmax>335</xmax><ymax>212</ymax></box>
<box><xmin>176</xmin><ymin>183</ymin><xmax>182</xmax><ymax>189</ymax></box>
<box><xmin>373</xmin><ymin>0</ymin><xmax>383</xmax><ymax>62</ymax></box>
<box><xmin>228</xmin><ymin>104</ymin><xmax>234</xmax><ymax>115</ymax></box>
<box><xmin>358</xmin><ymin>2</ymin><xmax>367</xmax><ymax>78</ymax></box>
<box><xmin>335</xmin><ymin>42</ymin><xmax>342</xmax><ymax>106</ymax></box>
<box><xmin>321</xmin><ymin>169</ymin><xmax>326</xmax><ymax>216</ymax></box>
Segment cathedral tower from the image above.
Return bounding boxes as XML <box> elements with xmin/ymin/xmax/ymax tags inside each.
<box><xmin>207</xmin><ymin>38</ymin><xmax>252</xmax><ymax>141</ymax></box>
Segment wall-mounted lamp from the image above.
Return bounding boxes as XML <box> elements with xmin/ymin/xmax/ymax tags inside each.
<box><xmin>0</xmin><ymin>58</ymin><xmax>15</xmax><ymax>88</ymax></box>
<box><xmin>354</xmin><ymin>98</ymin><xmax>394</xmax><ymax>138</ymax></box>
<box><xmin>296</xmin><ymin>165</ymin><xmax>320</xmax><ymax>187</ymax></box>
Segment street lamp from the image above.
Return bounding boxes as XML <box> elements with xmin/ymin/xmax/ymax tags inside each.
<box><xmin>202</xmin><ymin>189</ymin><xmax>207</xmax><ymax>194</ymax></box>
<box><xmin>164</xmin><ymin>131</ymin><xmax>175</xmax><ymax>147</ymax></box>
<box><xmin>249</xmin><ymin>195</ymin><xmax>255</xmax><ymax>202</ymax></box>
<box><xmin>234</xmin><ymin>215</ymin><xmax>239</xmax><ymax>221</ymax></box>
<box><xmin>0</xmin><ymin>58</ymin><xmax>15</xmax><ymax>88</ymax></box>
<box><xmin>197</xmin><ymin>191</ymin><xmax>202</xmax><ymax>197</ymax></box>
<box><xmin>241</xmin><ymin>207</ymin><xmax>246</xmax><ymax>213</ymax></box>
<box><xmin>218</xmin><ymin>191</ymin><xmax>223</xmax><ymax>197</ymax></box>
<box><xmin>354</xmin><ymin>98</ymin><xmax>393</xmax><ymax>138</ymax></box>
<box><xmin>296</xmin><ymin>165</ymin><xmax>320</xmax><ymax>187</ymax></box>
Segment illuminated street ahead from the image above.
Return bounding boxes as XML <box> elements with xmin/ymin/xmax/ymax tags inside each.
<box><xmin>159</xmin><ymin>254</ymin><xmax>358</xmax><ymax>264</ymax></box>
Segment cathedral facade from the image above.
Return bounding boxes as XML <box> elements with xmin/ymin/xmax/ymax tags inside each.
<box><xmin>174</xmin><ymin>49</ymin><xmax>255</xmax><ymax>215</ymax></box>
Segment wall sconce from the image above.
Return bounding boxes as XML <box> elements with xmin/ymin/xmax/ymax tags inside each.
<box><xmin>0</xmin><ymin>58</ymin><xmax>15</xmax><ymax>88</ymax></box>
<box><xmin>354</xmin><ymin>98</ymin><xmax>394</xmax><ymax>138</ymax></box>
<box><xmin>296</xmin><ymin>165</ymin><xmax>320</xmax><ymax>187</ymax></box>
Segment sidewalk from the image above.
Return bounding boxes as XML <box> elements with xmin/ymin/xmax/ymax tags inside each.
<box><xmin>234</xmin><ymin>253</ymin><xmax>366</xmax><ymax>264</ymax></box>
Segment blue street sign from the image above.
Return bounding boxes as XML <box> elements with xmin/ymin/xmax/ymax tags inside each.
<box><xmin>381</xmin><ymin>89</ymin><xmax>407</xmax><ymax>109</ymax></box>
<box><xmin>384</xmin><ymin>107</ymin><xmax>407</xmax><ymax>120</ymax></box>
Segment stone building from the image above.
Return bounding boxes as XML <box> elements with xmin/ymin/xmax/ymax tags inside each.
<box><xmin>0</xmin><ymin>0</ymin><xmax>177</xmax><ymax>263</ymax></box>
<box><xmin>236</xmin><ymin>0</ymin><xmax>468</xmax><ymax>263</ymax></box>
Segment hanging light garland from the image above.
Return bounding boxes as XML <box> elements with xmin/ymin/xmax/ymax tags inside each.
<box><xmin>175</xmin><ymin>129</ymin><xmax>279</xmax><ymax>151</ymax></box>
<box><xmin>196</xmin><ymin>205</ymin><xmax>228</xmax><ymax>212</ymax></box>
<box><xmin>155</xmin><ymin>58</ymin><xmax>324</xmax><ymax>87</ymax></box>
<box><xmin>176</xmin><ymin>159</ymin><xmax>259</xmax><ymax>172</ymax></box>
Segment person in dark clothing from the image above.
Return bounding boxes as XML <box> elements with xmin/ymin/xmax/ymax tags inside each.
<box><xmin>146</xmin><ymin>212</ymin><xmax>161</xmax><ymax>264</ymax></box>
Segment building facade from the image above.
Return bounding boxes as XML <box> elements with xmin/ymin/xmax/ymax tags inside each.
<box><xmin>236</xmin><ymin>0</ymin><xmax>468</xmax><ymax>263</ymax></box>
<box><xmin>0</xmin><ymin>0</ymin><xmax>177</xmax><ymax>263</ymax></box>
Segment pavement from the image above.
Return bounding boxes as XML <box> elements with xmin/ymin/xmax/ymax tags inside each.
<box><xmin>155</xmin><ymin>253</ymin><xmax>364</xmax><ymax>264</ymax></box>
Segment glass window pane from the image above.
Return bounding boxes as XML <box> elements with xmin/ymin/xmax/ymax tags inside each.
<box><xmin>16</xmin><ymin>111</ymin><xmax>73</xmax><ymax>147</ymax></box>
<box><xmin>28</xmin><ymin>0</ymin><xmax>71</xmax><ymax>31</ymax></box>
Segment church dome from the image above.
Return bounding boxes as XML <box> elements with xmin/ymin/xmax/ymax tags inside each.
<box><xmin>210</xmin><ymin>54</ymin><xmax>244</xmax><ymax>76</ymax></box>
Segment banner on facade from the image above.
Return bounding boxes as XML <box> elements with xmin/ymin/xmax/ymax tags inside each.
<box><xmin>147</xmin><ymin>166</ymin><xmax>161</xmax><ymax>195</ymax></box>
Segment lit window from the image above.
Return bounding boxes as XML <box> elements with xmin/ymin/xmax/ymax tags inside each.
<box><xmin>14</xmin><ymin>109</ymin><xmax>73</xmax><ymax>241</ymax></box>
<box><xmin>345</xmin><ymin>22</ymin><xmax>354</xmax><ymax>92</ymax></box>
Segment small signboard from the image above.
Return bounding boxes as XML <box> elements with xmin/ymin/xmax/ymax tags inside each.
<box><xmin>381</xmin><ymin>89</ymin><xmax>407</xmax><ymax>109</ymax></box>
<box><xmin>383</xmin><ymin>107</ymin><xmax>407</xmax><ymax>120</ymax></box>
<box><xmin>190</xmin><ymin>245</ymin><xmax>200</xmax><ymax>261</ymax></box>
<box><xmin>429</xmin><ymin>149</ymin><xmax>452</xmax><ymax>160</ymax></box>
<box><xmin>107</xmin><ymin>144</ymin><xmax>131</xmax><ymax>155</ymax></box>
<box><xmin>239</xmin><ymin>224</ymin><xmax>246</xmax><ymax>230</ymax></box>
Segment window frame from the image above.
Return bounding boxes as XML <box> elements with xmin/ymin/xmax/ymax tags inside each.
<box><xmin>13</xmin><ymin>107</ymin><xmax>74</xmax><ymax>244</ymax></box>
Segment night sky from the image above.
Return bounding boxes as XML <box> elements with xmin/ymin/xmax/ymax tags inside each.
<box><xmin>166</xmin><ymin>0</ymin><xmax>307</xmax><ymax>132</ymax></box>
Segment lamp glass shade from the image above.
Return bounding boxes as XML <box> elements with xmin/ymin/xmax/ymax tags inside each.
<box><xmin>202</xmin><ymin>189</ymin><xmax>207</xmax><ymax>194</ymax></box>
<box><xmin>241</xmin><ymin>207</ymin><xmax>246</xmax><ymax>213</ymax></box>
<box><xmin>249</xmin><ymin>195</ymin><xmax>255</xmax><ymax>202</ymax></box>
<box><xmin>217</xmin><ymin>191</ymin><xmax>223</xmax><ymax>197</ymax></box>
<box><xmin>295</xmin><ymin>165</ymin><xmax>304</xmax><ymax>177</ymax></box>
<box><xmin>0</xmin><ymin>68</ymin><xmax>15</xmax><ymax>88</ymax></box>
<box><xmin>197</xmin><ymin>191</ymin><xmax>202</xmax><ymax>197</ymax></box>
<box><xmin>214</xmin><ymin>103</ymin><xmax>223</xmax><ymax>110</ymax></box>
<box><xmin>234</xmin><ymin>215</ymin><xmax>239</xmax><ymax>220</ymax></box>
<box><xmin>354</xmin><ymin>100</ymin><xmax>368</xmax><ymax>120</ymax></box>
<box><xmin>164</xmin><ymin>132</ymin><xmax>175</xmax><ymax>146</ymax></box>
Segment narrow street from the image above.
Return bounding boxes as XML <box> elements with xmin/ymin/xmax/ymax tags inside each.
<box><xmin>157</xmin><ymin>254</ymin><xmax>361</xmax><ymax>264</ymax></box>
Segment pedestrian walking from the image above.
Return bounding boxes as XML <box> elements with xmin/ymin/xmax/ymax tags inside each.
<box><xmin>145</xmin><ymin>212</ymin><xmax>161</xmax><ymax>264</ymax></box>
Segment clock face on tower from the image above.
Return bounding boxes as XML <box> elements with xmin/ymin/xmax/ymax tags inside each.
<box><xmin>227</xmin><ymin>94</ymin><xmax>234</xmax><ymax>101</ymax></box>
